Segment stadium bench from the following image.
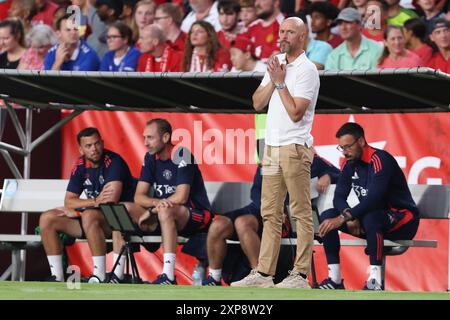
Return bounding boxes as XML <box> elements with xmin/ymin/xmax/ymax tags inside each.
<box><xmin>1</xmin><ymin>179</ymin><xmax>449</xmax><ymax>290</ymax></box>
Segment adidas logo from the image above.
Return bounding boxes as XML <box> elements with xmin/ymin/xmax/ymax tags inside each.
<box><xmin>178</xmin><ymin>160</ymin><xmax>187</xmax><ymax>168</ymax></box>
<box><xmin>83</xmin><ymin>178</ymin><xmax>93</xmax><ymax>186</ymax></box>
<box><xmin>351</xmin><ymin>172</ymin><xmax>359</xmax><ymax>180</ymax></box>
<box><xmin>164</xmin><ymin>260</ymin><xmax>172</xmax><ymax>264</ymax></box>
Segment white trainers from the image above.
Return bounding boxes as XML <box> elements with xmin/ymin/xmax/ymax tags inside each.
<box><xmin>230</xmin><ymin>269</ymin><xmax>274</xmax><ymax>288</ymax></box>
<box><xmin>275</xmin><ymin>270</ymin><xmax>311</xmax><ymax>289</ymax></box>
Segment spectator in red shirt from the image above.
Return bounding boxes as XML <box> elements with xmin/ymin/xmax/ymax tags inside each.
<box><xmin>362</xmin><ymin>0</ymin><xmax>389</xmax><ymax>42</ymax></box>
<box><xmin>131</xmin><ymin>0</ymin><xmax>156</xmax><ymax>45</ymax></box>
<box><xmin>7</xmin><ymin>0</ymin><xmax>37</xmax><ymax>34</ymax></box>
<box><xmin>217</xmin><ymin>0</ymin><xmax>246</xmax><ymax>49</ymax></box>
<box><xmin>309</xmin><ymin>1</ymin><xmax>343</xmax><ymax>48</ymax></box>
<box><xmin>244</xmin><ymin>0</ymin><xmax>284</xmax><ymax>61</ymax></box>
<box><xmin>239</xmin><ymin>0</ymin><xmax>257</xmax><ymax>26</ymax></box>
<box><xmin>378</xmin><ymin>25</ymin><xmax>423</xmax><ymax>67</ymax></box>
<box><xmin>137</xmin><ymin>24</ymin><xmax>183</xmax><ymax>72</ymax></box>
<box><xmin>32</xmin><ymin>0</ymin><xmax>59</xmax><ymax>27</ymax></box>
<box><xmin>427</xmin><ymin>18</ymin><xmax>450</xmax><ymax>73</ymax></box>
<box><xmin>183</xmin><ymin>20</ymin><xmax>231</xmax><ymax>72</ymax></box>
<box><xmin>230</xmin><ymin>34</ymin><xmax>267</xmax><ymax>71</ymax></box>
<box><xmin>404</xmin><ymin>17</ymin><xmax>433</xmax><ymax>63</ymax></box>
<box><xmin>154</xmin><ymin>2</ymin><xmax>186</xmax><ymax>52</ymax></box>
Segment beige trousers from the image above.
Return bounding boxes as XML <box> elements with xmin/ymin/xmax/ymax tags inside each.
<box><xmin>257</xmin><ymin>144</ymin><xmax>314</xmax><ymax>276</ymax></box>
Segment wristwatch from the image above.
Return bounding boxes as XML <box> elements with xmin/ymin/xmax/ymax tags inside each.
<box><xmin>274</xmin><ymin>82</ymin><xmax>286</xmax><ymax>90</ymax></box>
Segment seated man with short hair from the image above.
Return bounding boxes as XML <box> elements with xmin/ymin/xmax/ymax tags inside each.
<box><xmin>204</xmin><ymin>153</ymin><xmax>340</xmax><ymax>286</ymax></box>
<box><xmin>318</xmin><ymin>122</ymin><xmax>420</xmax><ymax>291</ymax></box>
<box><xmin>117</xmin><ymin>118</ymin><xmax>213</xmax><ymax>285</ymax></box>
<box><xmin>39</xmin><ymin>127</ymin><xmax>136</xmax><ymax>282</ymax></box>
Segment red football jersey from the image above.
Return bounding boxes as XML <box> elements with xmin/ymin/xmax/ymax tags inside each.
<box><xmin>244</xmin><ymin>14</ymin><xmax>284</xmax><ymax>60</ymax></box>
<box><xmin>137</xmin><ymin>45</ymin><xmax>183</xmax><ymax>72</ymax></box>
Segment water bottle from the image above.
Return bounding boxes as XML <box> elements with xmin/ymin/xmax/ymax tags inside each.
<box><xmin>192</xmin><ymin>266</ymin><xmax>202</xmax><ymax>286</ymax></box>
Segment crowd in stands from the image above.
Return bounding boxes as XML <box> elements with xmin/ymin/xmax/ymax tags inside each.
<box><xmin>0</xmin><ymin>0</ymin><xmax>448</xmax><ymax>73</ymax></box>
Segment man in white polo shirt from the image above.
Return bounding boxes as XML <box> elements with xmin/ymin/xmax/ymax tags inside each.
<box><xmin>231</xmin><ymin>16</ymin><xmax>320</xmax><ymax>289</ymax></box>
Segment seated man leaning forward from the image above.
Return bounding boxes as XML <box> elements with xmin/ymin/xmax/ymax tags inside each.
<box><xmin>39</xmin><ymin>127</ymin><xmax>136</xmax><ymax>282</ymax></box>
<box><xmin>204</xmin><ymin>152</ymin><xmax>341</xmax><ymax>286</ymax></box>
<box><xmin>120</xmin><ymin>118</ymin><xmax>213</xmax><ymax>285</ymax></box>
<box><xmin>317</xmin><ymin>122</ymin><xmax>420</xmax><ymax>291</ymax></box>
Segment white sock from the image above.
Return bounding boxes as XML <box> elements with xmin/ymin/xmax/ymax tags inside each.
<box><xmin>92</xmin><ymin>255</ymin><xmax>106</xmax><ymax>281</ymax></box>
<box><xmin>368</xmin><ymin>265</ymin><xmax>382</xmax><ymax>283</ymax></box>
<box><xmin>328</xmin><ymin>264</ymin><xmax>342</xmax><ymax>284</ymax></box>
<box><xmin>209</xmin><ymin>268</ymin><xmax>222</xmax><ymax>282</ymax></box>
<box><xmin>47</xmin><ymin>255</ymin><xmax>64</xmax><ymax>281</ymax></box>
<box><xmin>113</xmin><ymin>253</ymin><xmax>126</xmax><ymax>280</ymax></box>
<box><xmin>162</xmin><ymin>253</ymin><xmax>176</xmax><ymax>281</ymax></box>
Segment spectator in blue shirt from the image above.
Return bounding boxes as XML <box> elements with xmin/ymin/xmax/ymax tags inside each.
<box><xmin>44</xmin><ymin>13</ymin><xmax>100</xmax><ymax>71</ymax></box>
<box><xmin>100</xmin><ymin>21</ymin><xmax>141</xmax><ymax>71</ymax></box>
<box><xmin>317</xmin><ymin>122</ymin><xmax>419</xmax><ymax>291</ymax></box>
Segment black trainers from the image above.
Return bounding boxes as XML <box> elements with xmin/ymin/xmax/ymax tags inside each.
<box><xmin>363</xmin><ymin>278</ymin><xmax>384</xmax><ymax>291</ymax></box>
<box><xmin>318</xmin><ymin>278</ymin><xmax>345</xmax><ymax>289</ymax></box>
<box><xmin>202</xmin><ymin>275</ymin><xmax>222</xmax><ymax>286</ymax></box>
<box><xmin>151</xmin><ymin>273</ymin><xmax>177</xmax><ymax>285</ymax></box>
<box><xmin>105</xmin><ymin>272</ymin><xmax>124</xmax><ymax>284</ymax></box>
<box><xmin>44</xmin><ymin>275</ymin><xmax>63</xmax><ymax>282</ymax></box>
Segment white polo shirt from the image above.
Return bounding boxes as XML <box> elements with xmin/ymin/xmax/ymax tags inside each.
<box><xmin>261</xmin><ymin>52</ymin><xmax>320</xmax><ymax>147</ymax></box>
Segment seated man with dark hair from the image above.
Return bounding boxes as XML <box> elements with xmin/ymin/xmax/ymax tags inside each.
<box><xmin>39</xmin><ymin>127</ymin><xmax>136</xmax><ymax>282</ymax></box>
<box><xmin>116</xmin><ymin>118</ymin><xmax>214</xmax><ymax>285</ymax></box>
<box><xmin>44</xmin><ymin>13</ymin><xmax>100</xmax><ymax>71</ymax></box>
<box><xmin>203</xmin><ymin>152</ymin><xmax>340</xmax><ymax>286</ymax></box>
<box><xmin>318</xmin><ymin>122</ymin><xmax>420</xmax><ymax>291</ymax></box>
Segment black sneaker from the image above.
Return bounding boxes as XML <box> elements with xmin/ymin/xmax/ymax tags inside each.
<box><xmin>44</xmin><ymin>275</ymin><xmax>63</xmax><ymax>282</ymax></box>
<box><xmin>105</xmin><ymin>272</ymin><xmax>124</xmax><ymax>284</ymax></box>
<box><xmin>202</xmin><ymin>275</ymin><xmax>222</xmax><ymax>286</ymax></box>
<box><xmin>318</xmin><ymin>278</ymin><xmax>345</xmax><ymax>289</ymax></box>
<box><xmin>151</xmin><ymin>273</ymin><xmax>177</xmax><ymax>285</ymax></box>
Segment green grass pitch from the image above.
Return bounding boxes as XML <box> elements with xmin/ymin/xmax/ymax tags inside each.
<box><xmin>0</xmin><ymin>281</ymin><xmax>449</xmax><ymax>300</ymax></box>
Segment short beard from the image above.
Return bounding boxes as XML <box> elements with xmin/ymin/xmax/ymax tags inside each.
<box><xmin>257</xmin><ymin>9</ymin><xmax>274</xmax><ymax>20</ymax></box>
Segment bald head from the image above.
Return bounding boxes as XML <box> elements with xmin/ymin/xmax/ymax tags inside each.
<box><xmin>140</xmin><ymin>24</ymin><xmax>166</xmax><ymax>53</ymax></box>
<box><xmin>279</xmin><ymin>17</ymin><xmax>307</xmax><ymax>55</ymax></box>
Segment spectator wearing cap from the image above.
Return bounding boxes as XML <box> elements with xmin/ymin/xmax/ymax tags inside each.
<box><xmin>181</xmin><ymin>0</ymin><xmax>222</xmax><ymax>34</ymax></box>
<box><xmin>87</xmin><ymin>0</ymin><xmax>123</xmax><ymax>59</ymax></box>
<box><xmin>31</xmin><ymin>0</ymin><xmax>59</xmax><ymax>27</ymax></box>
<box><xmin>403</xmin><ymin>17</ymin><xmax>433</xmax><ymax>63</ymax></box>
<box><xmin>230</xmin><ymin>35</ymin><xmax>266</xmax><ymax>71</ymax></box>
<box><xmin>416</xmin><ymin>0</ymin><xmax>445</xmax><ymax>37</ymax></box>
<box><xmin>426</xmin><ymin>18</ymin><xmax>450</xmax><ymax>73</ymax></box>
<box><xmin>297</xmin><ymin>12</ymin><xmax>332</xmax><ymax>69</ymax></box>
<box><xmin>377</xmin><ymin>25</ymin><xmax>422</xmax><ymax>67</ymax></box>
<box><xmin>217</xmin><ymin>0</ymin><xmax>246</xmax><ymax>49</ymax></box>
<box><xmin>131</xmin><ymin>0</ymin><xmax>156</xmax><ymax>46</ymax></box>
<box><xmin>100</xmin><ymin>21</ymin><xmax>141</xmax><ymax>71</ymax></box>
<box><xmin>243</xmin><ymin>0</ymin><xmax>285</xmax><ymax>61</ymax></box>
<box><xmin>154</xmin><ymin>2</ymin><xmax>186</xmax><ymax>52</ymax></box>
<box><xmin>18</xmin><ymin>23</ymin><xmax>58</xmax><ymax>70</ymax></box>
<box><xmin>362</xmin><ymin>0</ymin><xmax>389</xmax><ymax>42</ymax></box>
<box><xmin>183</xmin><ymin>20</ymin><xmax>231</xmax><ymax>72</ymax></box>
<box><xmin>136</xmin><ymin>24</ymin><xmax>183</xmax><ymax>71</ymax></box>
<box><xmin>239</xmin><ymin>0</ymin><xmax>257</xmax><ymax>26</ymax></box>
<box><xmin>386</xmin><ymin>0</ymin><xmax>418</xmax><ymax>27</ymax></box>
<box><xmin>309</xmin><ymin>1</ymin><xmax>343</xmax><ymax>48</ymax></box>
<box><xmin>44</xmin><ymin>13</ymin><xmax>100</xmax><ymax>71</ymax></box>
<box><xmin>325</xmin><ymin>7</ymin><xmax>383</xmax><ymax>70</ymax></box>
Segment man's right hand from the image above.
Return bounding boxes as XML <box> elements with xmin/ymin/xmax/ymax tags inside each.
<box><xmin>55</xmin><ymin>207</ymin><xmax>79</xmax><ymax>218</ymax></box>
<box><xmin>53</xmin><ymin>44</ymin><xmax>69</xmax><ymax>68</ymax></box>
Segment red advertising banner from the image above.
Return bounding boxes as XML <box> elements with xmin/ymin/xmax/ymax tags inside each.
<box><xmin>61</xmin><ymin>111</ymin><xmax>450</xmax><ymax>291</ymax></box>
